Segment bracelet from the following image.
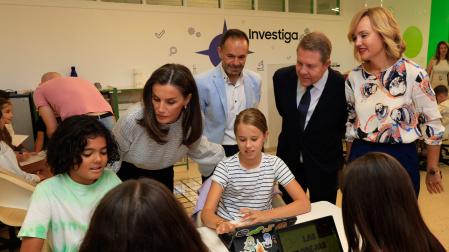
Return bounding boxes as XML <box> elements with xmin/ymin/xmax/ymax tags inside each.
<box><xmin>216</xmin><ymin>219</ymin><xmax>228</xmax><ymax>228</ymax></box>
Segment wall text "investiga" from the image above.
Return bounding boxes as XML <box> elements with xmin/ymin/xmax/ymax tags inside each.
<box><xmin>248</xmin><ymin>29</ymin><xmax>299</xmax><ymax>43</ymax></box>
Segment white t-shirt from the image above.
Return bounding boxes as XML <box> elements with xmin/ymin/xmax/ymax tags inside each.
<box><xmin>18</xmin><ymin>170</ymin><xmax>121</xmax><ymax>252</ymax></box>
<box><xmin>212</xmin><ymin>153</ymin><xmax>294</xmax><ymax>220</ymax></box>
<box><xmin>0</xmin><ymin>141</ymin><xmax>40</xmax><ymax>182</ymax></box>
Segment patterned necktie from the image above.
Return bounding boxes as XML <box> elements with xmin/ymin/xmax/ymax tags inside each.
<box><xmin>298</xmin><ymin>85</ymin><xmax>313</xmax><ymax>130</ymax></box>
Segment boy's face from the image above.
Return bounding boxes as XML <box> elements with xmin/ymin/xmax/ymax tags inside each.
<box><xmin>69</xmin><ymin>136</ymin><xmax>108</xmax><ymax>185</ymax></box>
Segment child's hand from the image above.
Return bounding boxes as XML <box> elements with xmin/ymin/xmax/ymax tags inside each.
<box><xmin>239</xmin><ymin>208</ymin><xmax>271</xmax><ymax>224</ymax></box>
<box><xmin>17</xmin><ymin>151</ymin><xmax>31</xmax><ymax>162</ymax></box>
<box><xmin>216</xmin><ymin>221</ymin><xmax>239</xmax><ymax>234</ymax></box>
<box><xmin>37</xmin><ymin>174</ymin><xmax>46</xmax><ymax>183</ymax></box>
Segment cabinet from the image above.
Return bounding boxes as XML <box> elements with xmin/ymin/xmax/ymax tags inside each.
<box><xmin>10</xmin><ymin>93</ymin><xmax>36</xmax><ymax>151</ymax></box>
<box><xmin>100</xmin><ymin>87</ymin><xmax>142</xmax><ymax>120</ymax></box>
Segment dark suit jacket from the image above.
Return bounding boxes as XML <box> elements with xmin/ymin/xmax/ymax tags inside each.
<box><xmin>273</xmin><ymin>65</ymin><xmax>347</xmax><ymax>176</ymax></box>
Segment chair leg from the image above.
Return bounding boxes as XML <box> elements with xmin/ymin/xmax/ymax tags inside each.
<box><xmin>0</xmin><ymin>226</ymin><xmax>22</xmax><ymax>252</ymax></box>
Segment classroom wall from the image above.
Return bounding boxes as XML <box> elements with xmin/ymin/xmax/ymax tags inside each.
<box><xmin>428</xmin><ymin>0</ymin><xmax>449</xmax><ymax>63</ymax></box>
<box><xmin>0</xmin><ymin>0</ymin><xmax>433</xmax><ymax>148</ymax></box>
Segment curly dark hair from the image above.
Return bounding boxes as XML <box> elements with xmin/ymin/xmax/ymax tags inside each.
<box><xmin>46</xmin><ymin>115</ymin><xmax>120</xmax><ymax>176</ymax></box>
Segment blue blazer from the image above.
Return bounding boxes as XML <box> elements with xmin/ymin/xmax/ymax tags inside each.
<box><xmin>195</xmin><ymin>65</ymin><xmax>262</xmax><ymax>144</ymax></box>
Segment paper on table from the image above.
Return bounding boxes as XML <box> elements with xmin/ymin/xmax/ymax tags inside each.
<box><xmin>19</xmin><ymin>151</ymin><xmax>46</xmax><ymax>166</ymax></box>
<box><xmin>12</xmin><ymin>134</ymin><xmax>28</xmax><ymax>147</ymax></box>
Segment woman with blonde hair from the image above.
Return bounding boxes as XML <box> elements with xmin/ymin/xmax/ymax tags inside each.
<box><xmin>345</xmin><ymin>7</ymin><xmax>444</xmax><ymax>196</ymax></box>
<box><xmin>426</xmin><ymin>41</ymin><xmax>449</xmax><ymax>88</ymax></box>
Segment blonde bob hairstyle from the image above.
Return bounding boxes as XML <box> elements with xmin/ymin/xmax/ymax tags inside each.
<box><xmin>347</xmin><ymin>7</ymin><xmax>406</xmax><ymax>63</ymax></box>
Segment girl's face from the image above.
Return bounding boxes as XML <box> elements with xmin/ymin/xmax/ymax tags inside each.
<box><xmin>152</xmin><ymin>83</ymin><xmax>192</xmax><ymax>124</ymax></box>
<box><xmin>236</xmin><ymin>123</ymin><xmax>268</xmax><ymax>167</ymax></box>
<box><xmin>1</xmin><ymin>104</ymin><xmax>13</xmax><ymax>125</ymax></box>
<box><xmin>439</xmin><ymin>44</ymin><xmax>448</xmax><ymax>57</ymax></box>
<box><xmin>69</xmin><ymin>136</ymin><xmax>108</xmax><ymax>185</ymax></box>
<box><xmin>352</xmin><ymin>16</ymin><xmax>386</xmax><ymax>63</ymax></box>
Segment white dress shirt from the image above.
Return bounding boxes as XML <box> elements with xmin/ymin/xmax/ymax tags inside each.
<box><xmin>222</xmin><ymin>66</ymin><xmax>246</xmax><ymax>145</ymax></box>
<box><xmin>296</xmin><ymin>70</ymin><xmax>329</xmax><ymax>162</ymax></box>
<box><xmin>296</xmin><ymin>70</ymin><xmax>329</xmax><ymax>129</ymax></box>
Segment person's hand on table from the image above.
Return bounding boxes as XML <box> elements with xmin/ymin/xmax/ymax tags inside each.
<box><xmin>239</xmin><ymin>208</ymin><xmax>271</xmax><ymax>225</ymax></box>
<box><xmin>16</xmin><ymin>151</ymin><xmax>31</xmax><ymax>162</ymax></box>
<box><xmin>216</xmin><ymin>220</ymin><xmax>240</xmax><ymax>234</ymax></box>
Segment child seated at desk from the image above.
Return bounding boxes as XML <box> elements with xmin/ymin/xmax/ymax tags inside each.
<box><xmin>18</xmin><ymin>115</ymin><xmax>122</xmax><ymax>252</ymax></box>
<box><xmin>0</xmin><ymin>98</ymin><xmax>34</xmax><ymax>162</ymax></box>
<box><xmin>0</xmin><ymin>101</ymin><xmax>44</xmax><ymax>182</ymax></box>
<box><xmin>340</xmin><ymin>152</ymin><xmax>445</xmax><ymax>252</ymax></box>
<box><xmin>79</xmin><ymin>178</ymin><xmax>209</xmax><ymax>252</ymax></box>
<box><xmin>201</xmin><ymin>108</ymin><xmax>311</xmax><ymax>234</ymax></box>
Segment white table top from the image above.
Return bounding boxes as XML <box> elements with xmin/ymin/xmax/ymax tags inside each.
<box><xmin>197</xmin><ymin>201</ymin><xmax>348</xmax><ymax>251</ymax></box>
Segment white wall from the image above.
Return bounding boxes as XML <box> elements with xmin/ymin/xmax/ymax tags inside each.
<box><xmin>0</xmin><ymin>0</ymin><xmax>429</xmax><ymax>148</ymax></box>
<box><xmin>0</xmin><ymin>0</ymin><xmax>360</xmax><ymax>88</ymax></box>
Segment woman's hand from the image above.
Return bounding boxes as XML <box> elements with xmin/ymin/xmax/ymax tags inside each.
<box><xmin>239</xmin><ymin>208</ymin><xmax>271</xmax><ymax>225</ymax></box>
<box><xmin>426</xmin><ymin>170</ymin><xmax>444</xmax><ymax>194</ymax></box>
<box><xmin>216</xmin><ymin>221</ymin><xmax>239</xmax><ymax>234</ymax></box>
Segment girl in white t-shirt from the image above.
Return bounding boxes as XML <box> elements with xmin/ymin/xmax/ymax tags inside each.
<box><xmin>0</xmin><ymin>103</ymin><xmax>44</xmax><ymax>183</ymax></box>
<box><xmin>18</xmin><ymin>115</ymin><xmax>122</xmax><ymax>252</ymax></box>
<box><xmin>202</xmin><ymin>108</ymin><xmax>311</xmax><ymax>234</ymax></box>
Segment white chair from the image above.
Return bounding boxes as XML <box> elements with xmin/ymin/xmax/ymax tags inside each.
<box><xmin>0</xmin><ymin>167</ymin><xmax>36</xmax><ymax>251</ymax></box>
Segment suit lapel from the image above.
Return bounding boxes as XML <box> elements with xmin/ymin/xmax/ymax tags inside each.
<box><xmin>213</xmin><ymin>66</ymin><xmax>228</xmax><ymax>117</ymax></box>
<box><xmin>243</xmin><ymin>71</ymin><xmax>255</xmax><ymax>108</ymax></box>
<box><xmin>286</xmin><ymin>68</ymin><xmax>301</xmax><ymax>127</ymax></box>
<box><xmin>304</xmin><ymin>69</ymin><xmax>333</xmax><ymax>133</ymax></box>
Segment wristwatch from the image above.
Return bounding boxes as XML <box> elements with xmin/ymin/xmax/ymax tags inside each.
<box><xmin>428</xmin><ymin>168</ymin><xmax>438</xmax><ymax>175</ymax></box>
<box><xmin>428</xmin><ymin>168</ymin><xmax>442</xmax><ymax>178</ymax></box>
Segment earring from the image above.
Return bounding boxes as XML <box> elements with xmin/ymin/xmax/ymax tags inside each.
<box><xmin>184</xmin><ymin>105</ymin><xmax>187</xmax><ymax>109</ymax></box>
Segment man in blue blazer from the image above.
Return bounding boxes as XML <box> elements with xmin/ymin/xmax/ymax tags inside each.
<box><xmin>273</xmin><ymin>32</ymin><xmax>347</xmax><ymax>204</ymax></box>
<box><xmin>195</xmin><ymin>29</ymin><xmax>262</xmax><ymax>179</ymax></box>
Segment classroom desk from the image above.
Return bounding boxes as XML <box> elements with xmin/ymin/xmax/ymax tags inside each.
<box><xmin>21</xmin><ymin>158</ymin><xmax>53</xmax><ymax>179</ymax></box>
<box><xmin>197</xmin><ymin>201</ymin><xmax>348</xmax><ymax>251</ymax></box>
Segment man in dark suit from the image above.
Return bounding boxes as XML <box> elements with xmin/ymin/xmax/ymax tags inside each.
<box><xmin>273</xmin><ymin>32</ymin><xmax>347</xmax><ymax>204</ymax></box>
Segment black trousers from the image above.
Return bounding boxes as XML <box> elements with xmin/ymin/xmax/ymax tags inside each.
<box><xmin>280</xmin><ymin>162</ymin><xmax>338</xmax><ymax>205</ymax></box>
<box><xmin>202</xmin><ymin>144</ymin><xmax>239</xmax><ymax>183</ymax></box>
<box><xmin>117</xmin><ymin>161</ymin><xmax>174</xmax><ymax>192</ymax></box>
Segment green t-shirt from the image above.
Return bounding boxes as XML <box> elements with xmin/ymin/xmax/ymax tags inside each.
<box><xmin>18</xmin><ymin>170</ymin><xmax>121</xmax><ymax>252</ymax></box>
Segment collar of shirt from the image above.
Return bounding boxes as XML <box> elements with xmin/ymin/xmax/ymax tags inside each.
<box><xmin>220</xmin><ymin>64</ymin><xmax>244</xmax><ymax>86</ymax></box>
<box><xmin>297</xmin><ymin>69</ymin><xmax>329</xmax><ymax>106</ymax></box>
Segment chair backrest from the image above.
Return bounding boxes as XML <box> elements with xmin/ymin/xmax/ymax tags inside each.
<box><xmin>0</xmin><ymin>170</ymin><xmax>35</xmax><ymax>211</ymax></box>
<box><xmin>0</xmin><ymin>165</ymin><xmax>37</xmax><ymax>187</ymax></box>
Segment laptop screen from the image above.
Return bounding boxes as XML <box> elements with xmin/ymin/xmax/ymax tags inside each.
<box><xmin>219</xmin><ymin>216</ymin><xmax>297</xmax><ymax>252</ymax></box>
<box><xmin>275</xmin><ymin>215</ymin><xmax>344</xmax><ymax>252</ymax></box>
